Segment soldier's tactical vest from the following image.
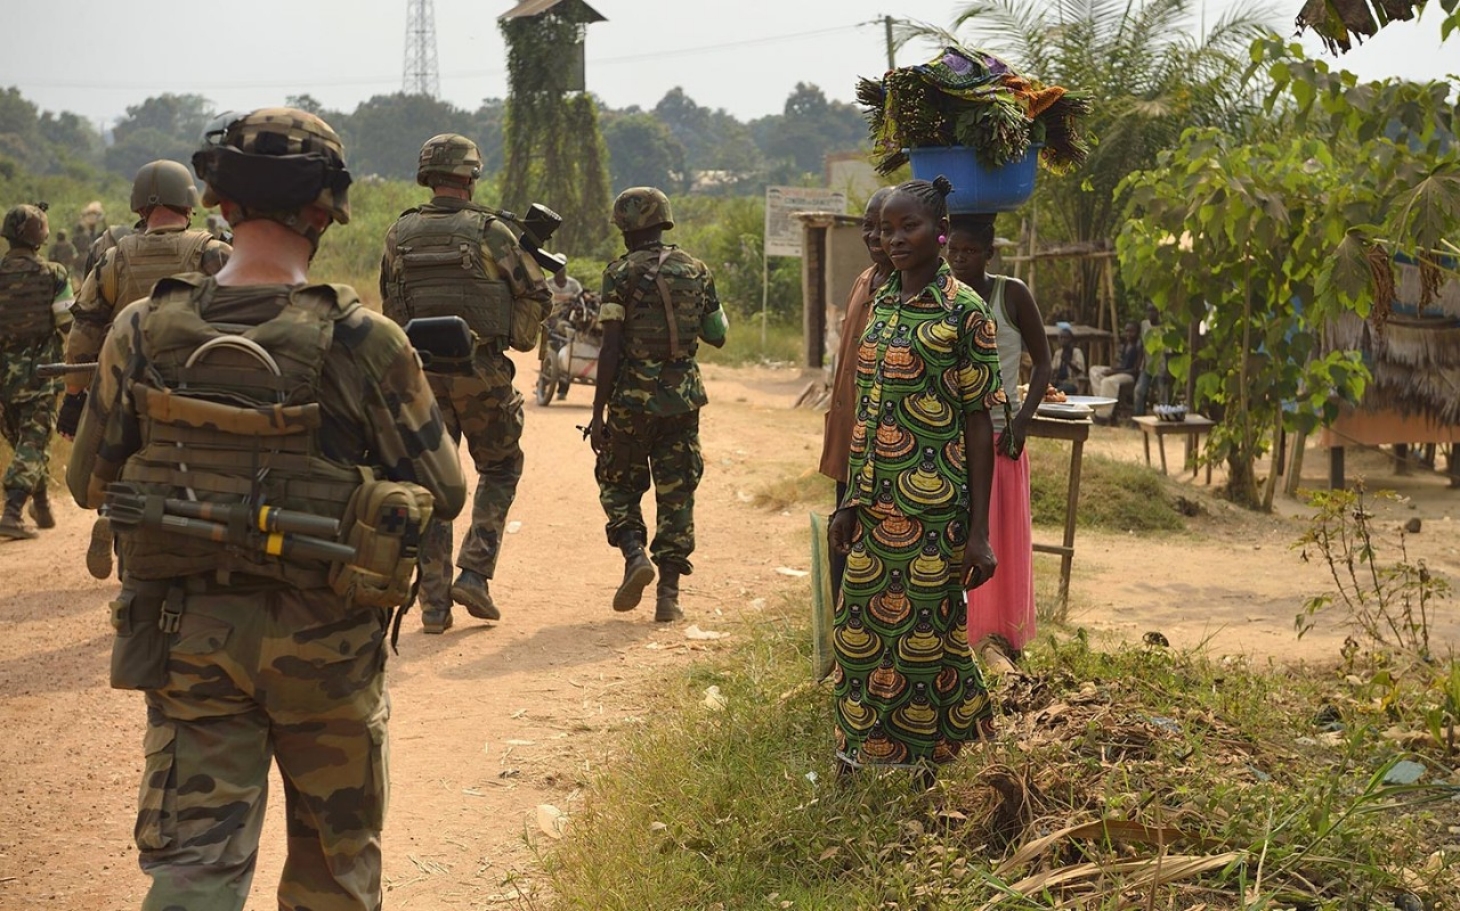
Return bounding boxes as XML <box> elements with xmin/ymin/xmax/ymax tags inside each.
<box><xmin>104</xmin><ymin>229</ymin><xmax>213</xmax><ymax>309</ymax></box>
<box><xmin>118</xmin><ymin>275</ymin><xmax>364</xmax><ymax>588</ymax></box>
<box><xmin>0</xmin><ymin>253</ymin><xmax>60</xmax><ymax>344</ymax></box>
<box><xmin>623</xmin><ymin>246</ymin><xmax>703</xmax><ymax>362</ymax></box>
<box><xmin>386</xmin><ymin>204</ymin><xmax>511</xmax><ymax>351</ymax></box>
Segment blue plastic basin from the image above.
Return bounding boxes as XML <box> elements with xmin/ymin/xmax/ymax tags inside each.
<box><xmin>906</xmin><ymin>145</ymin><xmax>1039</xmax><ymax>213</ymax></box>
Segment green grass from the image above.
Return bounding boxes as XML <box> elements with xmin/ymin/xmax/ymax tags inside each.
<box><xmin>699</xmin><ymin>318</ymin><xmax>803</xmax><ymax>367</ymax></box>
<box><xmin>1028</xmin><ymin>438</ymin><xmax>1186</xmax><ymax>533</ymax></box>
<box><xmin>542</xmin><ymin>607</ymin><xmax>1460</xmax><ymax>910</ymax></box>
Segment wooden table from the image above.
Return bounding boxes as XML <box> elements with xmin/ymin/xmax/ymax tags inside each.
<box><xmin>1029</xmin><ymin>414</ymin><xmax>1090</xmax><ymax>613</ymax></box>
<box><xmin>1132</xmin><ymin>414</ymin><xmax>1215</xmax><ymax>483</ymax></box>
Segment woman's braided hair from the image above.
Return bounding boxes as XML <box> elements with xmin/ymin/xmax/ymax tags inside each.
<box><xmin>892</xmin><ymin>174</ymin><xmax>954</xmax><ymax>222</ymax></box>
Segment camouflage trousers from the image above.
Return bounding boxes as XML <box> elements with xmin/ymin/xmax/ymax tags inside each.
<box><xmin>595</xmin><ymin>405</ymin><xmax>703</xmax><ymax>574</ymax></box>
<box><xmin>0</xmin><ymin>343</ymin><xmax>59</xmax><ymax>495</ymax></box>
<box><xmin>131</xmin><ymin>580</ymin><xmax>390</xmax><ymax>911</ymax></box>
<box><xmin>419</xmin><ymin>363</ymin><xmax>525</xmax><ymax>609</ymax></box>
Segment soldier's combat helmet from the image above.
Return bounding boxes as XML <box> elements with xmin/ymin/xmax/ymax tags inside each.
<box><xmin>2</xmin><ymin>203</ymin><xmax>50</xmax><ymax>248</ymax></box>
<box><xmin>416</xmin><ymin>133</ymin><xmax>482</xmax><ymax>187</ymax></box>
<box><xmin>130</xmin><ymin>159</ymin><xmax>202</xmax><ymax>216</ymax></box>
<box><xmin>191</xmin><ymin>107</ymin><xmax>352</xmax><ymax>248</ymax></box>
<box><xmin>611</xmin><ymin>187</ymin><xmax>674</xmax><ymax>233</ymax></box>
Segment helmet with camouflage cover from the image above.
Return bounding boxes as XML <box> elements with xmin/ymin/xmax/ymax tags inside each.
<box><xmin>2</xmin><ymin>203</ymin><xmax>50</xmax><ymax>248</ymax></box>
<box><xmin>416</xmin><ymin>133</ymin><xmax>482</xmax><ymax>187</ymax></box>
<box><xmin>191</xmin><ymin>107</ymin><xmax>352</xmax><ymax>247</ymax></box>
<box><xmin>80</xmin><ymin>201</ymin><xmax>104</xmax><ymax>225</ymax></box>
<box><xmin>130</xmin><ymin>159</ymin><xmax>202</xmax><ymax>215</ymax></box>
<box><xmin>611</xmin><ymin>187</ymin><xmax>674</xmax><ymax>233</ymax></box>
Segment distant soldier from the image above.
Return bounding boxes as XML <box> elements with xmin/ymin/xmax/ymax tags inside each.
<box><xmin>379</xmin><ymin>133</ymin><xmax>552</xmax><ymax>633</ymax></box>
<box><xmin>72</xmin><ymin>200</ymin><xmax>105</xmax><ymax>251</ymax></box>
<box><xmin>65</xmin><ymin>106</ymin><xmax>465</xmax><ymax>910</ymax></box>
<box><xmin>48</xmin><ymin>230</ymin><xmax>79</xmax><ymax>278</ymax></box>
<box><xmin>60</xmin><ymin>159</ymin><xmax>230</xmax><ymax>577</ymax></box>
<box><xmin>0</xmin><ymin>203</ymin><xmax>73</xmax><ymax>539</ymax></box>
<box><xmin>589</xmin><ymin>187</ymin><xmax>728</xmax><ymax>621</ymax></box>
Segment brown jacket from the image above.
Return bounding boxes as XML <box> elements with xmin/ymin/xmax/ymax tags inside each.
<box><xmin>818</xmin><ymin>265</ymin><xmax>883</xmax><ymax>482</ymax></box>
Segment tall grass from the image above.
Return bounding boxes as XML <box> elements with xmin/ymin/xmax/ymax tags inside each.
<box><xmin>543</xmin><ymin>606</ymin><xmax>1460</xmax><ymax>909</ymax></box>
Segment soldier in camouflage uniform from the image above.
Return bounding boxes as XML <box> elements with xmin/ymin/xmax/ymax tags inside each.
<box><xmin>59</xmin><ymin>159</ymin><xmax>231</xmax><ymax>579</ymax></box>
<box><xmin>378</xmin><ymin>133</ymin><xmax>551</xmax><ymax>633</ymax></box>
<box><xmin>590</xmin><ymin>187</ymin><xmax>728</xmax><ymax>622</ymax></box>
<box><xmin>66</xmin><ymin>108</ymin><xmax>466</xmax><ymax>911</ymax></box>
<box><xmin>0</xmin><ymin>203</ymin><xmax>74</xmax><ymax>539</ymax></box>
<box><xmin>48</xmin><ymin>229</ymin><xmax>79</xmax><ymax>279</ymax></box>
<box><xmin>73</xmin><ymin>200</ymin><xmax>105</xmax><ymax>252</ymax></box>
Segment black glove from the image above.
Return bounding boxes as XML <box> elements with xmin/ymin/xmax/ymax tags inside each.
<box><xmin>57</xmin><ymin>391</ymin><xmax>86</xmax><ymax>438</ymax></box>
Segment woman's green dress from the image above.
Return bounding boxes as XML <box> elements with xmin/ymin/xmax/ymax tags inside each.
<box><xmin>835</xmin><ymin>261</ymin><xmax>1002</xmax><ymax>769</ymax></box>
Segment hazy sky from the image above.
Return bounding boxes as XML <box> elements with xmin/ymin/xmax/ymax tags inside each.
<box><xmin>3</xmin><ymin>0</ymin><xmax>1454</xmax><ymax>130</ymax></box>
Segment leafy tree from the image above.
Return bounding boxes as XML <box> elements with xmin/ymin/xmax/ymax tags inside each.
<box><xmin>912</xmin><ymin>0</ymin><xmax>1273</xmax><ymax>324</ymax></box>
<box><xmin>652</xmin><ymin>87</ymin><xmax>762</xmax><ymax>180</ymax></box>
<box><xmin>750</xmin><ymin>83</ymin><xmax>866</xmax><ymax>177</ymax></box>
<box><xmin>104</xmin><ymin>93</ymin><xmax>215</xmax><ymax>177</ymax></box>
<box><xmin>104</xmin><ymin>127</ymin><xmax>195</xmax><ymax>180</ymax></box>
<box><xmin>284</xmin><ymin>93</ymin><xmax>336</xmax><ymax>119</ymax></box>
<box><xmin>602</xmin><ymin>111</ymin><xmax>686</xmax><ymax>192</ymax></box>
<box><xmin>1294</xmin><ymin>0</ymin><xmax>1459</xmax><ymax>52</ymax></box>
<box><xmin>1117</xmin><ymin>40</ymin><xmax>1460</xmax><ymax>509</ymax></box>
<box><xmin>112</xmin><ymin>93</ymin><xmax>213</xmax><ymax>146</ymax></box>
<box><xmin>500</xmin><ymin>12</ymin><xmax>612</xmax><ymax>254</ymax></box>
<box><xmin>337</xmin><ymin>92</ymin><xmax>476</xmax><ymax>181</ymax></box>
<box><xmin>467</xmin><ymin>98</ymin><xmax>507</xmax><ymax>176</ymax></box>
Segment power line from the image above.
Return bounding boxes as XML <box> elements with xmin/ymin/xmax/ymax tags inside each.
<box><xmin>13</xmin><ymin>23</ymin><xmax>868</xmax><ymax>93</ymax></box>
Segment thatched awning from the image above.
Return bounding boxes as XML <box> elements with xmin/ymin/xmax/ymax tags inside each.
<box><xmin>1325</xmin><ymin>311</ymin><xmax>1460</xmax><ymax>425</ymax></box>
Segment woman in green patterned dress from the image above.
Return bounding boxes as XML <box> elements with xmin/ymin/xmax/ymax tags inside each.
<box><xmin>828</xmin><ymin>175</ymin><xmax>1003</xmax><ymax>776</ymax></box>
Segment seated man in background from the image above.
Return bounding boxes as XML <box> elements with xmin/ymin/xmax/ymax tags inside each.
<box><xmin>1050</xmin><ymin>322</ymin><xmax>1086</xmax><ymax>395</ymax></box>
<box><xmin>1088</xmin><ymin>320</ymin><xmax>1143</xmax><ymax>423</ymax></box>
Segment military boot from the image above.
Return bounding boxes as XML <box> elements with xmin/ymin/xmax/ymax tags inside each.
<box><xmin>26</xmin><ymin>482</ymin><xmax>55</xmax><ymax>530</ymax></box>
<box><xmin>613</xmin><ymin>536</ymin><xmax>655</xmax><ymax>612</ymax></box>
<box><xmin>451</xmin><ymin>570</ymin><xmax>500</xmax><ymax>621</ymax></box>
<box><xmin>420</xmin><ymin>605</ymin><xmax>454</xmax><ymax>635</ymax></box>
<box><xmin>654</xmin><ymin>567</ymin><xmax>684</xmax><ymax>623</ymax></box>
<box><xmin>86</xmin><ymin>516</ymin><xmax>114</xmax><ymax>579</ymax></box>
<box><xmin>0</xmin><ymin>489</ymin><xmax>35</xmax><ymax>541</ymax></box>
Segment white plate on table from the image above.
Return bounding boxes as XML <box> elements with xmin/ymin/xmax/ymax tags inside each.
<box><xmin>1062</xmin><ymin>395</ymin><xmax>1117</xmax><ymax>409</ymax></box>
<box><xmin>1036</xmin><ymin>402</ymin><xmax>1094</xmax><ymax>420</ymax></box>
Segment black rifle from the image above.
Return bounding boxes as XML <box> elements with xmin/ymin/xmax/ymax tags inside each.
<box><xmin>498</xmin><ymin>202</ymin><xmax>567</xmax><ymax>274</ymax></box>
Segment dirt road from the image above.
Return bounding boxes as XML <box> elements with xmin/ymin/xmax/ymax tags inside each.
<box><xmin>2</xmin><ymin>355</ymin><xmax>1458</xmax><ymax>909</ymax></box>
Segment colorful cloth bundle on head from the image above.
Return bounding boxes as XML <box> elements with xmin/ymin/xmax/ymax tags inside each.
<box><xmin>857</xmin><ymin>45</ymin><xmax>1091</xmax><ymax>175</ymax></box>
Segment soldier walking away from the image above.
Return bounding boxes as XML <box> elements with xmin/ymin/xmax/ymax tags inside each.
<box><xmin>65</xmin><ymin>107</ymin><xmax>466</xmax><ymax>911</ymax></box>
<box><xmin>589</xmin><ymin>187</ymin><xmax>728</xmax><ymax>622</ymax></box>
<box><xmin>0</xmin><ymin>203</ymin><xmax>73</xmax><ymax>540</ymax></box>
<box><xmin>73</xmin><ymin>200</ymin><xmax>105</xmax><ymax>252</ymax></box>
<box><xmin>48</xmin><ymin>229</ymin><xmax>79</xmax><ymax>279</ymax></box>
<box><xmin>60</xmin><ymin>159</ymin><xmax>231</xmax><ymax>578</ymax></box>
<box><xmin>379</xmin><ymin>133</ymin><xmax>551</xmax><ymax>634</ymax></box>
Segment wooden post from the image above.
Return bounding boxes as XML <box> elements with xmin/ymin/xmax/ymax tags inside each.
<box><xmin>1329</xmin><ymin>445</ymin><xmax>1345</xmax><ymax>490</ymax></box>
<box><xmin>1284</xmin><ymin>429</ymin><xmax>1308</xmax><ymax>498</ymax></box>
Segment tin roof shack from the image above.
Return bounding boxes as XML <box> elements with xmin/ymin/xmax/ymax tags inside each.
<box><xmin>1320</xmin><ymin>256</ymin><xmax>1460</xmax><ymax>487</ymax></box>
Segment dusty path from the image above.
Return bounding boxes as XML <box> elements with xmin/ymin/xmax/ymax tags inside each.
<box><xmin>2</xmin><ymin>355</ymin><xmax>1458</xmax><ymax>909</ymax></box>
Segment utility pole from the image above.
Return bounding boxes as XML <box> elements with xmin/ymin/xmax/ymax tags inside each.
<box><xmin>402</xmin><ymin>0</ymin><xmax>441</xmax><ymax>98</ymax></box>
<box><xmin>884</xmin><ymin>14</ymin><xmax>896</xmax><ymax>70</ymax></box>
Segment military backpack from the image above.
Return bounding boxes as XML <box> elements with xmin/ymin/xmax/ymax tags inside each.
<box><xmin>385</xmin><ymin>204</ymin><xmax>513</xmax><ymax>354</ymax></box>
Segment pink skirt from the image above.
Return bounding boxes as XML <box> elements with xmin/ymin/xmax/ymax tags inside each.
<box><xmin>966</xmin><ymin>444</ymin><xmax>1036</xmax><ymax>651</ymax></box>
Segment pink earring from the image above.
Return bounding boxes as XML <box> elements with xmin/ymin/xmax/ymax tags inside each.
<box><xmin>938</xmin><ymin>234</ymin><xmax>948</xmax><ymax>245</ymax></box>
